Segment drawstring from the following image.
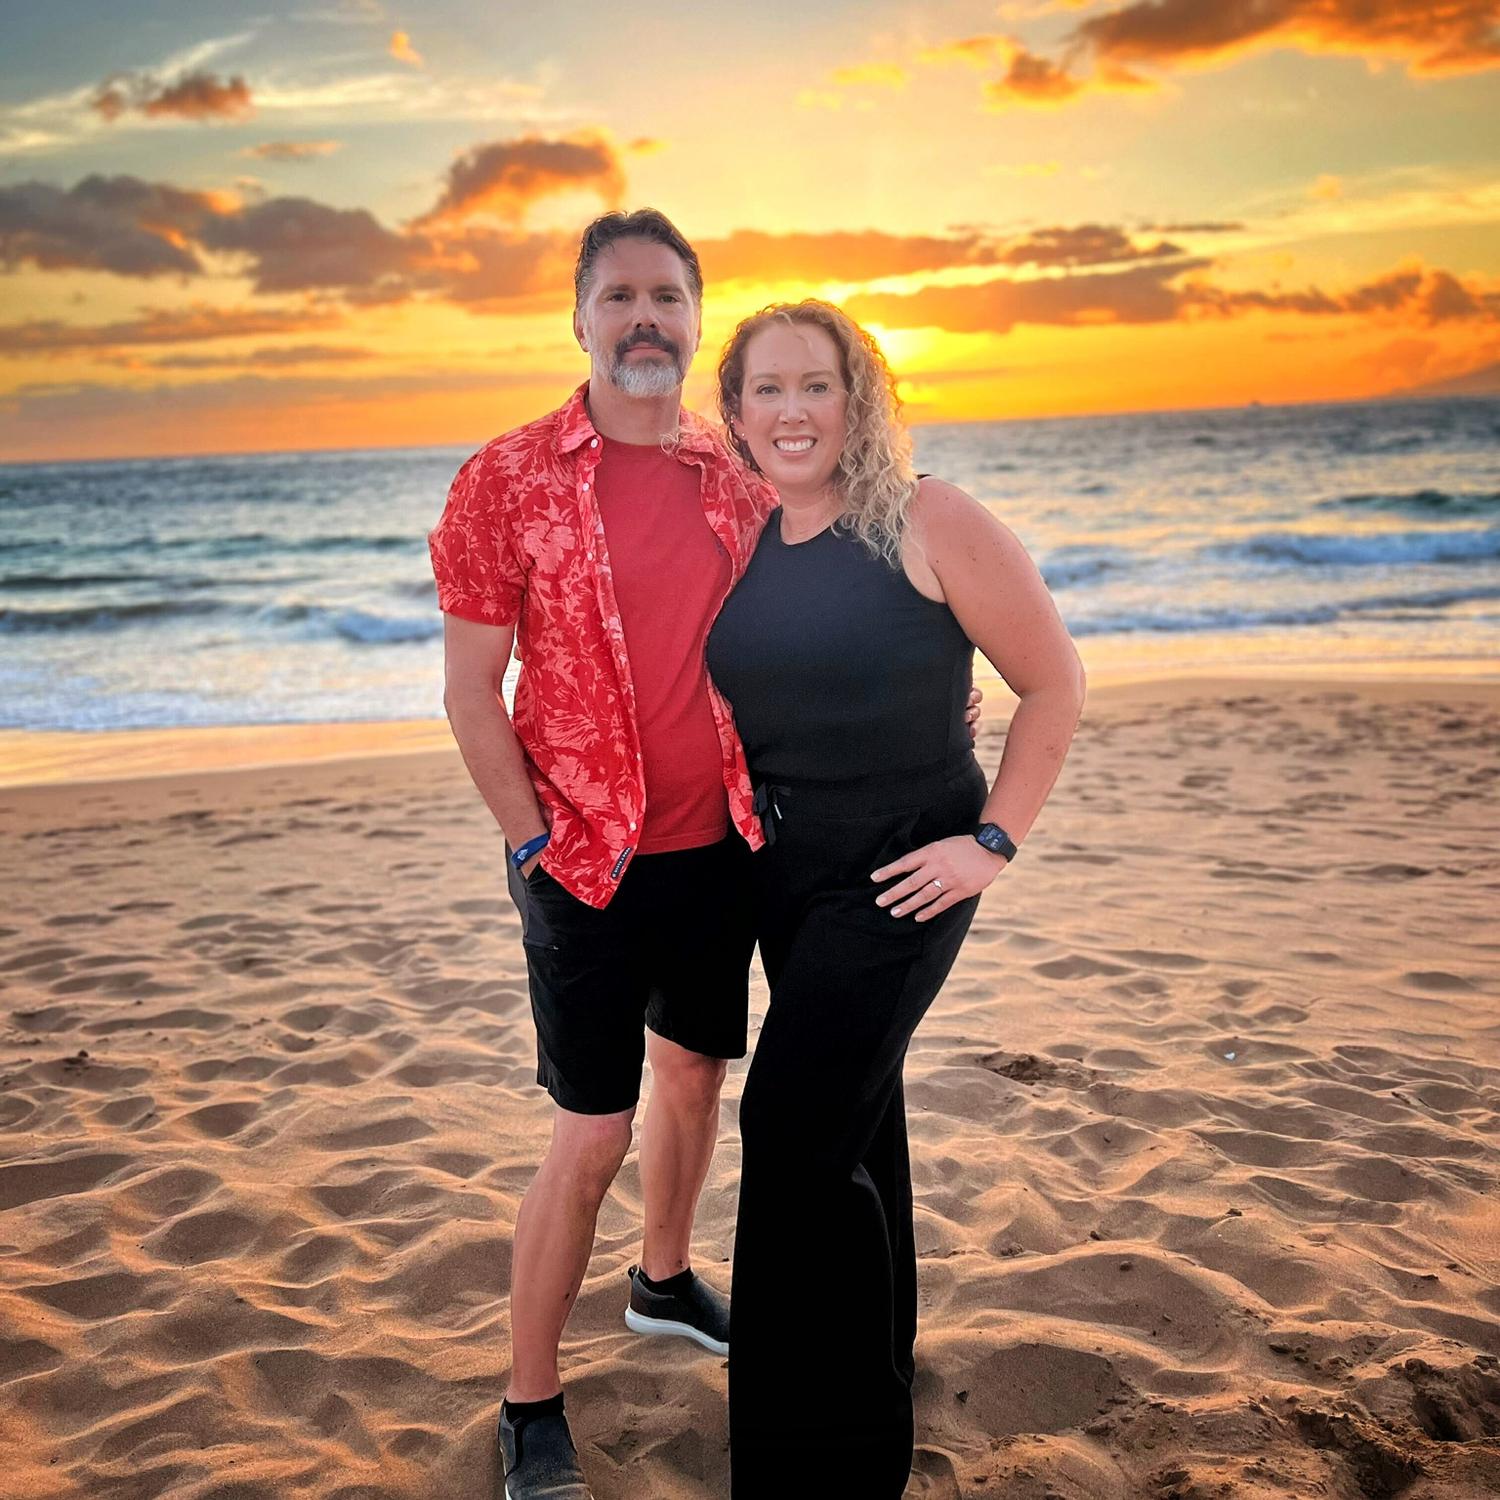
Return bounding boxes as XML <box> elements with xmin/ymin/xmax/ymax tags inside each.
<box><xmin>751</xmin><ymin>782</ymin><xmax>789</xmax><ymax>846</ymax></box>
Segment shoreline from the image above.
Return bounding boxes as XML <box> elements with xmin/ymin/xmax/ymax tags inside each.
<box><xmin>3</xmin><ymin>666</ymin><xmax>1498</xmax><ymax>790</ymax></box>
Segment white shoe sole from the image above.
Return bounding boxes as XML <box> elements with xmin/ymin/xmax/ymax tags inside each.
<box><xmin>624</xmin><ymin>1305</ymin><xmax>729</xmax><ymax>1356</ymax></box>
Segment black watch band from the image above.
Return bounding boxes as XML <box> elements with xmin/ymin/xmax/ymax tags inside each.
<box><xmin>974</xmin><ymin>822</ymin><xmax>1018</xmax><ymax>862</ymax></box>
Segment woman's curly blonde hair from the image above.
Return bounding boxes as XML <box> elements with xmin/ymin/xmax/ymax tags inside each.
<box><xmin>716</xmin><ymin>300</ymin><xmax>917</xmax><ymax>565</ymax></box>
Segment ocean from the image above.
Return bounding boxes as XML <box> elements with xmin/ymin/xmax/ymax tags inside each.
<box><xmin>2</xmin><ymin>396</ymin><xmax>1497</xmax><ymax>732</ymax></box>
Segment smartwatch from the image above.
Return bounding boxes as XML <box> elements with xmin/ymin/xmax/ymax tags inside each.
<box><xmin>511</xmin><ymin>831</ymin><xmax>550</xmax><ymax>871</ymax></box>
<box><xmin>974</xmin><ymin>823</ymin><xmax>1017</xmax><ymax>862</ymax></box>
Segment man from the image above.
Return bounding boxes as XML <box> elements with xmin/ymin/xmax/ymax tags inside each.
<box><xmin>429</xmin><ymin>209</ymin><xmax>774</xmax><ymax>1500</ymax></box>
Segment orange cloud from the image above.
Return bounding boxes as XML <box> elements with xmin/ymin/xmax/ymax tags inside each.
<box><xmin>986</xmin><ymin>47</ymin><xmax>1155</xmax><ymax>106</ymax></box>
<box><xmin>92</xmin><ymin>70</ymin><xmax>253</xmax><ymax>123</ymax></box>
<box><xmin>988</xmin><ymin>47</ymin><xmax>1086</xmax><ymax>104</ymax></box>
<box><xmin>695</xmin><ymin>224</ymin><xmax>1182</xmax><ymax>285</ymax></box>
<box><xmin>698</xmin><ymin>229</ymin><xmax>1000</xmax><ymax>284</ymax></box>
<box><xmin>0</xmin><ymin>305</ymin><xmax>344</xmax><ymax>355</ymax></box>
<box><xmin>917</xmin><ymin>33</ymin><xmax>1152</xmax><ymax>106</ymax></box>
<box><xmin>1073</xmin><ymin>0</ymin><xmax>1500</xmax><ymax>79</ymax></box>
<box><xmin>924</xmin><ymin>1</ymin><xmax>1497</xmax><ymax>113</ymax></box>
<box><xmin>919</xmin><ymin>37</ymin><xmax>1009</xmax><ymax>69</ymax></box>
<box><xmin>418</xmin><ymin>133</ymin><xmax>626</xmax><ymax>227</ymax></box>
<box><xmin>389</xmin><ymin>30</ymin><xmax>423</xmax><ymax>67</ymax></box>
<box><xmin>830</xmin><ymin>62</ymin><xmax>909</xmax><ymax>88</ymax></box>
<box><xmin>244</xmin><ymin>141</ymin><xmax>343</xmax><ymax>161</ymax></box>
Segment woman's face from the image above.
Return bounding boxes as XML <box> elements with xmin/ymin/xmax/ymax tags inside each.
<box><xmin>736</xmin><ymin>321</ymin><xmax>848</xmax><ymax>502</ymax></box>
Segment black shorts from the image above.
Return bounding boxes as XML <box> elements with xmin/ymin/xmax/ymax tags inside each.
<box><xmin>506</xmin><ymin>836</ymin><xmax>756</xmax><ymax>1116</ymax></box>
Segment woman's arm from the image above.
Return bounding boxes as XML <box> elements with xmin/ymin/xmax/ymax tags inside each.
<box><xmin>874</xmin><ymin>477</ymin><xmax>1086</xmax><ymax>921</ymax></box>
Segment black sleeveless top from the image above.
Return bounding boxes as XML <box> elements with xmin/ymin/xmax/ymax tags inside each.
<box><xmin>705</xmin><ymin>509</ymin><xmax>975</xmax><ymax>783</ymax></box>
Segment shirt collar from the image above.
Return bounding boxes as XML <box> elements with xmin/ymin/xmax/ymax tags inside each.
<box><xmin>554</xmin><ymin>381</ymin><xmax>724</xmax><ymax>462</ymax></box>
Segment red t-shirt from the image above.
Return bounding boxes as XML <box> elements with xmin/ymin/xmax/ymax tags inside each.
<box><xmin>593</xmin><ymin>436</ymin><xmax>731</xmax><ymax>853</ymax></box>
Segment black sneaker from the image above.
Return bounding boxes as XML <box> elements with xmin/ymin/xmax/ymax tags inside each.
<box><xmin>497</xmin><ymin>1405</ymin><xmax>593</xmax><ymax>1500</ymax></box>
<box><xmin>623</xmin><ymin>1264</ymin><xmax>730</xmax><ymax>1355</ymax></box>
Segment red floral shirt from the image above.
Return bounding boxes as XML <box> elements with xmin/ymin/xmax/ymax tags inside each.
<box><xmin>429</xmin><ymin>383</ymin><xmax>775</xmax><ymax>908</ymax></box>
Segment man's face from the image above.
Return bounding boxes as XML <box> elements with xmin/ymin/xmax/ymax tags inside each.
<box><xmin>574</xmin><ymin>237</ymin><xmax>702</xmax><ymax>398</ymax></box>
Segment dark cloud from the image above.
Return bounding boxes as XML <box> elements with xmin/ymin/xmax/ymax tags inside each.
<box><xmin>847</xmin><ymin>259</ymin><xmax>1208</xmax><ymax>333</ymax></box>
<box><xmin>0</xmin><ymin>175</ymin><xmax>227</xmax><ymax>277</ymax></box>
<box><xmin>201</xmin><ymin>196</ymin><xmax>427</xmax><ymax>294</ymax></box>
<box><xmin>92</xmin><ymin>70</ymin><xmax>254</xmax><ymax>123</ymax></box>
<box><xmin>434</xmin><ymin>228</ymin><xmax>577</xmax><ymax>308</ymax></box>
<box><xmin>998</xmin><ymin>225</ymin><xmax>1183</xmax><ymax>267</ymax></box>
<box><xmin>144</xmin><ymin>344</ymin><xmax>374</xmax><ymax>369</ymax></box>
<box><xmin>1142</xmin><ymin>220</ymin><xmax>1246</xmax><ymax>234</ymax></box>
<box><xmin>848</xmin><ymin>259</ymin><xmax>1500</xmax><ymax>335</ymax></box>
<box><xmin>418</xmin><ymin>134</ymin><xmax>626</xmax><ymax>226</ymax></box>
<box><xmin>1185</xmin><ymin>265</ymin><xmax>1500</xmax><ymax>323</ymax></box>
<box><xmin>0</xmin><ymin>166</ymin><xmax>578</xmax><ymax>308</ymax></box>
<box><xmin>0</xmin><ymin>306</ymin><xmax>343</xmax><ymax>355</ymax></box>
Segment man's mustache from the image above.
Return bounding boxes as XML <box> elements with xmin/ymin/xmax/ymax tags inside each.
<box><xmin>614</xmin><ymin>331</ymin><xmax>680</xmax><ymax>360</ymax></box>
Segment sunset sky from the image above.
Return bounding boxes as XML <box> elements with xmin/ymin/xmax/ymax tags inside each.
<box><xmin>2</xmin><ymin>0</ymin><xmax>1497</xmax><ymax>461</ymax></box>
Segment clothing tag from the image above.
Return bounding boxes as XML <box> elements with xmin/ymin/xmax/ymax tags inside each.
<box><xmin>610</xmin><ymin>846</ymin><xmax>635</xmax><ymax>880</ymax></box>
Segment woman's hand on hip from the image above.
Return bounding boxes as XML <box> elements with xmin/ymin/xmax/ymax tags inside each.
<box><xmin>872</xmin><ymin>835</ymin><xmax>1007</xmax><ymax>921</ymax></box>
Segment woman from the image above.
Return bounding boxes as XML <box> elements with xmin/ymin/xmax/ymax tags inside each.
<box><xmin>704</xmin><ymin>302</ymin><xmax>1086</xmax><ymax>1496</ymax></box>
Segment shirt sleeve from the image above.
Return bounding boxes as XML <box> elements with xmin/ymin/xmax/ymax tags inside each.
<box><xmin>427</xmin><ymin>448</ymin><xmax>526</xmax><ymax>626</ymax></box>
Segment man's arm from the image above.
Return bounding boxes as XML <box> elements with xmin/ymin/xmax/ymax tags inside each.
<box><xmin>442</xmin><ymin>614</ymin><xmax>549</xmax><ymax>873</ymax></box>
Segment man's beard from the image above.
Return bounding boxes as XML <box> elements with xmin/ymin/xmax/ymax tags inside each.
<box><xmin>604</xmin><ymin>332</ymin><xmax>685</xmax><ymax>397</ymax></box>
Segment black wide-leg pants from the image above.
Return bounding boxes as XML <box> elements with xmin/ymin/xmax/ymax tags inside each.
<box><xmin>729</xmin><ymin>757</ymin><xmax>987</xmax><ymax>1499</ymax></box>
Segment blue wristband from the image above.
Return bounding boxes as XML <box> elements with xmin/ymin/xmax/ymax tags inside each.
<box><xmin>511</xmin><ymin>832</ymin><xmax>550</xmax><ymax>870</ymax></box>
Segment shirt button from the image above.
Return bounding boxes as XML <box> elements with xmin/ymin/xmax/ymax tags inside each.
<box><xmin>587</xmin><ymin>550</ymin><xmax>595</xmax><ymax>560</ymax></box>
<box><xmin>582</xmin><ymin>481</ymin><xmax>589</xmax><ymax>490</ymax></box>
<box><xmin>590</xmin><ymin>438</ymin><xmax>598</xmax><ymax>447</ymax></box>
<box><xmin>629</xmin><ymin>821</ymin><xmax>637</xmax><ymax>831</ymax></box>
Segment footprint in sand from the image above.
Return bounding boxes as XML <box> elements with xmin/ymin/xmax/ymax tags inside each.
<box><xmin>978</xmin><ymin>1050</ymin><xmax>1098</xmax><ymax>1090</ymax></box>
<box><xmin>1401</xmin><ymin>970</ymin><xmax>1480</xmax><ymax>993</ymax></box>
<box><xmin>180</xmin><ymin>1101</ymin><xmax>261</xmax><ymax>1138</ymax></box>
<box><xmin>0</xmin><ymin>1152</ymin><xmax>133</xmax><ymax>1211</ymax></box>
<box><xmin>312</xmin><ymin>1115</ymin><xmax>434</xmax><ymax>1151</ymax></box>
<box><xmin>1108</xmin><ymin>948</ymin><xmax>1207</xmax><ymax>972</ymax></box>
<box><xmin>1034</xmin><ymin>954</ymin><xmax>1133</xmax><ymax>980</ymax></box>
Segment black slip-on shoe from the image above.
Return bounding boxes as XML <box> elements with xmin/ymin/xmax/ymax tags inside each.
<box><xmin>497</xmin><ymin>1406</ymin><xmax>593</xmax><ymax>1500</ymax></box>
<box><xmin>623</xmin><ymin>1264</ymin><xmax>730</xmax><ymax>1355</ymax></box>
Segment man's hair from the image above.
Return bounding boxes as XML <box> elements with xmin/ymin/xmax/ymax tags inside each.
<box><xmin>574</xmin><ymin>208</ymin><xmax>703</xmax><ymax>307</ymax></box>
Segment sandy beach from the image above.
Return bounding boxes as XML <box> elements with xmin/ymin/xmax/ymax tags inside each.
<box><xmin>1</xmin><ymin>676</ymin><xmax>1497</xmax><ymax>1500</ymax></box>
